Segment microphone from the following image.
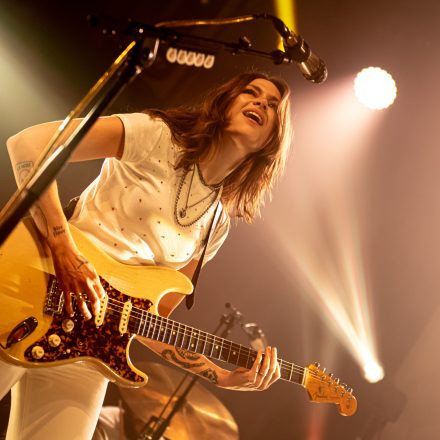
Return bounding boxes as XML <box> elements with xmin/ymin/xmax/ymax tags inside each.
<box><xmin>266</xmin><ymin>15</ymin><xmax>328</xmax><ymax>83</ymax></box>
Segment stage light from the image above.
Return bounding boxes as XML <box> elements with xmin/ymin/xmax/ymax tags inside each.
<box><xmin>363</xmin><ymin>360</ymin><xmax>385</xmax><ymax>383</ymax></box>
<box><xmin>354</xmin><ymin>67</ymin><xmax>397</xmax><ymax>110</ymax></box>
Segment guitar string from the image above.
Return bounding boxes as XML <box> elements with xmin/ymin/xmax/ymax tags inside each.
<box><xmin>63</xmin><ymin>295</ymin><xmax>343</xmax><ymax>385</ymax></box>
<box><xmin>103</xmin><ymin>300</ymin><xmax>309</xmax><ymax>377</ymax></box>
<box><xmin>101</xmin><ymin>304</ymin><xmax>330</xmax><ymax>383</ymax></box>
<box><xmin>87</xmin><ymin>297</ymin><xmax>324</xmax><ymax>381</ymax></box>
<box><xmin>63</xmin><ymin>307</ymin><xmax>344</xmax><ymax>388</ymax></box>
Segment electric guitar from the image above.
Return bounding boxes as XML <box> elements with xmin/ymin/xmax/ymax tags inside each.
<box><xmin>0</xmin><ymin>219</ymin><xmax>357</xmax><ymax>416</ymax></box>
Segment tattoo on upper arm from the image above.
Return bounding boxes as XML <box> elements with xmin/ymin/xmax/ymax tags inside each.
<box><xmin>53</xmin><ymin>226</ymin><xmax>66</xmax><ymax>237</ymax></box>
<box><xmin>15</xmin><ymin>161</ymin><xmax>50</xmax><ymax>238</ymax></box>
<box><xmin>15</xmin><ymin>161</ymin><xmax>34</xmax><ymax>185</ymax></box>
<box><xmin>161</xmin><ymin>349</ymin><xmax>205</xmax><ymax>369</ymax></box>
<box><xmin>199</xmin><ymin>368</ymin><xmax>218</xmax><ymax>384</ymax></box>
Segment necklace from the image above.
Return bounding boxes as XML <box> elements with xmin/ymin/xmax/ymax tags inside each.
<box><xmin>174</xmin><ymin>164</ymin><xmax>222</xmax><ymax>227</ymax></box>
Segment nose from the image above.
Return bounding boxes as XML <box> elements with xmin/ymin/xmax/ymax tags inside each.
<box><xmin>253</xmin><ymin>98</ymin><xmax>268</xmax><ymax>110</ymax></box>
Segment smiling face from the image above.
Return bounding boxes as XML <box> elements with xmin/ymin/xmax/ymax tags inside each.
<box><xmin>224</xmin><ymin>78</ymin><xmax>282</xmax><ymax>155</ymax></box>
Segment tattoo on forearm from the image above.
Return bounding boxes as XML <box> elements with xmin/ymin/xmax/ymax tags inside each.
<box><xmin>53</xmin><ymin>226</ymin><xmax>66</xmax><ymax>237</ymax></box>
<box><xmin>175</xmin><ymin>347</ymin><xmax>202</xmax><ymax>361</ymax></box>
<box><xmin>199</xmin><ymin>368</ymin><xmax>218</xmax><ymax>384</ymax></box>
<box><xmin>29</xmin><ymin>205</ymin><xmax>49</xmax><ymax>239</ymax></box>
<box><xmin>161</xmin><ymin>349</ymin><xmax>205</xmax><ymax>369</ymax></box>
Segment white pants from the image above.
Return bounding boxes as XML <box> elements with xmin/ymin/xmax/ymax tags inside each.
<box><xmin>0</xmin><ymin>359</ymin><xmax>108</xmax><ymax>440</ymax></box>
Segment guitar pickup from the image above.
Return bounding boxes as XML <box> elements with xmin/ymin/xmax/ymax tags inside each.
<box><xmin>94</xmin><ymin>293</ymin><xmax>108</xmax><ymax>327</ymax></box>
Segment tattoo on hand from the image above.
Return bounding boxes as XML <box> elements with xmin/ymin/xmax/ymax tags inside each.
<box><xmin>175</xmin><ymin>347</ymin><xmax>201</xmax><ymax>361</ymax></box>
<box><xmin>199</xmin><ymin>368</ymin><xmax>218</xmax><ymax>384</ymax></box>
<box><xmin>161</xmin><ymin>349</ymin><xmax>205</xmax><ymax>369</ymax></box>
<box><xmin>53</xmin><ymin>226</ymin><xmax>66</xmax><ymax>237</ymax></box>
<box><xmin>76</xmin><ymin>256</ymin><xmax>89</xmax><ymax>270</ymax></box>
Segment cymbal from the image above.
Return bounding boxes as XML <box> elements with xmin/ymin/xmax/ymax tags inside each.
<box><xmin>119</xmin><ymin>361</ymin><xmax>239</xmax><ymax>440</ymax></box>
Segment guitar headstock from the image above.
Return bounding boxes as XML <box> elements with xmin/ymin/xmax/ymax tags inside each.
<box><xmin>303</xmin><ymin>363</ymin><xmax>357</xmax><ymax>416</ymax></box>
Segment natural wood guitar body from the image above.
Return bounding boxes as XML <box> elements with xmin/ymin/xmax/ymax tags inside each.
<box><xmin>0</xmin><ymin>218</ymin><xmax>193</xmax><ymax>387</ymax></box>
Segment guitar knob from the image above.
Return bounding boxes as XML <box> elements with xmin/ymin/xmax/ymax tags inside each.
<box><xmin>335</xmin><ymin>378</ymin><xmax>340</xmax><ymax>384</ymax></box>
<box><xmin>348</xmin><ymin>388</ymin><xmax>353</xmax><ymax>394</ymax></box>
<box><xmin>48</xmin><ymin>334</ymin><xmax>61</xmax><ymax>347</ymax></box>
<box><xmin>62</xmin><ymin>319</ymin><xmax>75</xmax><ymax>333</ymax></box>
<box><xmin>31</xmin><ymin>346</ymin><xmax>45</xmax><ymax>359</ymax></box>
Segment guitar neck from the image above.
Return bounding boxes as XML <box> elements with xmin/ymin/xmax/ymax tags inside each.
<box><xmin>128</xmin><ymin>306</ymin><xmax>305</xmax><ymax>385</ymax></box>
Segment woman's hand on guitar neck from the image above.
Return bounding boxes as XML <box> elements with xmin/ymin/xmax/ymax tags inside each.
<box><xmin>217</xmin><ymin>346</ymin><xmax>281</xmax><ymax>391</ymax></box>
<box><xmin>49</xmin><ymin>240</ymin><xmax>105</xmax><ymax>320</ymax></box>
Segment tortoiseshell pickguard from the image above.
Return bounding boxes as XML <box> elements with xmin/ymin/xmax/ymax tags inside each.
<box><xmin>24</xmin><ymin>277</ymin><xmax>153</xmax><ymax>384</ymax></box>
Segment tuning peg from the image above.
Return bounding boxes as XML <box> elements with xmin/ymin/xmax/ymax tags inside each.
<box><xmin>348</xmin><ymin>388</ymin><xmax>353</xmax><ymax>394</ymax></box>
<box><xmin>329</xmin><ymin>373</ymin><xmax>334</xmax><ymax>378</ymax></box>
<box><xmin>314</xmin><ymin>362</ymin><xmax>321</xmax><ymax>368</ymax></box>
<box><xmin>335</xmin><ymin>378</ymin><xmax>340</xmax><ymax>384</ymax></box>
<box><xmin>322</xmin><ymin>367</ymin><xmax>326</xmax><ymax>373</ymax></box>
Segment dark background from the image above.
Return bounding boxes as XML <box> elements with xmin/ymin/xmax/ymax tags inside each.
<box><xmin>1</xmin><ymin>0</ymin><xmax>440</xmax><ymax>439</ymax></box>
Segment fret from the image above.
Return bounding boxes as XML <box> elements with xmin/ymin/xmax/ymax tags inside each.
<box><xmin>186</xmin><ymin>328</ymin><xmax>194</xmax><ymax>351</ymax></box>
<box><xmin>288</xmin><ymin>362</ymin><xmax>293</xmax><ymax>382</ymax></box>
<box><xmin>205</xmin><ymin>333</ymin><xmax>214</xmax><ymax>357</ymax></box>
<box><xmin>196</xmin><ymin>331</ymin><xmax>206</xmax><ymax>354</ymax></box>
<box><xmin>167</xmin><ymin>320</ymin><xmax>176</xmax><ymax>345</ymax></box>
<box><xmin>162</xmin><ymin>317</ymin><xmax>171</xmax><ymax>343</ymax></box>
<box><xmin>202</xmin><ymin>331</ymin><xmax>208</xmax><ymax>355</ymax></box>
<box><xmin>246</xmin><ymin>349</ymin><xmax>257</xmax><ymax>369</ymax></box>
<box><xmin>182</xmin><ymin>326</ymin><xmax>192</xmax><ymax>350</ymax></box>
<box><xmin>159</xmin><ymin>317</ymin><xmax>167</xmax><ymax>342</ymax></box>
<box><xmin>188</xmin><ymin>329</ymin><xmax>200</xmax><ymax>353</ymax></box>
<box><xmin>146</xmin><ymin>314</ymin><xmax>155</xmax><ymax>339</ymax></box>
<box><xmin>155</xmin><ymin>316</ymin><xmax>163</xmax><ymax>342</ymax></box>
<box><xmin>137</xmin><ymin>309</ymin><xmax>143</xmax><ymax>335</ymax></box>
<box><xmin>227</xmin><ymin>342</ymin><xmax>240</xmax><ymax>365</ymax></box>
<box><xmin>219</xmin><ymin>339</ymin><xmax>230</xmax><ymax>362</ymax></box>
<box><xmin>142</xmin><ymin>311</ymin><xmax>149</xmax><ymax>338</ymax></box>
<box><xmin>153</xmin><ymin>315</ymin><xmax>162</xmax><ymax>341</ymax></box>
<box><xmin>175</xmin><ymin>322</ymin><xmax>184</xmax><ymax>348</ymax></box>
<box><xmin>212</xmin><ymin>336</ymin><xmax>222</xmax><ymax>360</ymax></box>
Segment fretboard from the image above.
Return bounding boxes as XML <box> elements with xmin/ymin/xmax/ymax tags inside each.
<box><xmin>126</xmin><ymin>305</ymin><xmax>305</xmax><ymax>385</ymax></box>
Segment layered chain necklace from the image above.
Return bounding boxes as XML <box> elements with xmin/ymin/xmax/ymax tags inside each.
<box><xmin>174</xmin><ymin>163</ymin><xmax>223</xmax><ymax>227</ymax></box>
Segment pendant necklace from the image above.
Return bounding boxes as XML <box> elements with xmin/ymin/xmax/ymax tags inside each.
<box><xmin>174</xmin><ymin>164</ymin><xmax>222</xmax><ymax>227</ymax></box>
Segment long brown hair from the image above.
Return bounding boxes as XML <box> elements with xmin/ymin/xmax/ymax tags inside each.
<box><xmin>146</xmin><ymin>72</ymin><xmax>292</xmax><ymax>223</ymax></box>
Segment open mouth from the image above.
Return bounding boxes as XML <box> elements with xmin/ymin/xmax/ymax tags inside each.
<box><xmin>243</xmin><ymin>110</ymin><xmax>263</xmax><ymax>126</ymax></box>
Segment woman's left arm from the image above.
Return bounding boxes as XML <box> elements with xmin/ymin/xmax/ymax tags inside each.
<box><xmin>138</xmin><ymin>259</ymin><xmax>281</xmax><ymax>391</ymax></box>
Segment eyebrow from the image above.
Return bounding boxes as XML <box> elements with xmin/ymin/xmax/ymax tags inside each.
<box><xmin>248</xmin><ymin>84</ymin><xmax>280</xmax><ymax>103</ymax></box>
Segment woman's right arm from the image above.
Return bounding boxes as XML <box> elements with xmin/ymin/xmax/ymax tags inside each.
<box><xmin>6</xmin><ymin>117</ymin><xmax>125</xmax><ymax>318</ymax></box>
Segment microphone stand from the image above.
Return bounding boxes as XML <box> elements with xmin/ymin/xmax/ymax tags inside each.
<box><xmin>138</xmin><ymin>303</ymin><xmax>242</xmax><ymax>440</ymax></box>
<box><xmin>0</xmin><ymin>13</ymin><xmax>313</xmax><ymax>246</ymax></box>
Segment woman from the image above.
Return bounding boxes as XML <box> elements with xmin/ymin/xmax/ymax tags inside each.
<box><xmin>3</xmin><ymin>71</ymin><xmax>292</xmax><ymax>439</ymax></box>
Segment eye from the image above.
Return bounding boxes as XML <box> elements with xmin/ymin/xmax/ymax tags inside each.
<box><xmin>242</xmin><ymin>88</ymin><xmax>257</xmax><ymax>96</ymax></box>
<box><xmin>268</xmin><ymin>102</ymin><xmax>278</xmax><ymax>109</ymax></box>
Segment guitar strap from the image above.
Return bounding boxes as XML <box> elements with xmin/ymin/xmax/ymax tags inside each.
<box><xmin>186</xmin><ymin>201</ymin><xmax>222</xmax><ymax>310</ymax></box>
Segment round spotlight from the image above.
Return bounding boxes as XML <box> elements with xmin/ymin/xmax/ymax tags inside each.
<box><xmin>363</xmin><ymin>361</ymin><xmax>385</xmax><ymax>383</ymax></box>
<box><xmin>354</xmin><ymin>67</ymin><xmax>397</xmax><ymax>110</ymax></box>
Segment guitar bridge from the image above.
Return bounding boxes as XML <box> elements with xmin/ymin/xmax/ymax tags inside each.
<box><xmin>44</xmin><ymin>275</ymin><xmax>64</xmax><ymax>316</ymax></box>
